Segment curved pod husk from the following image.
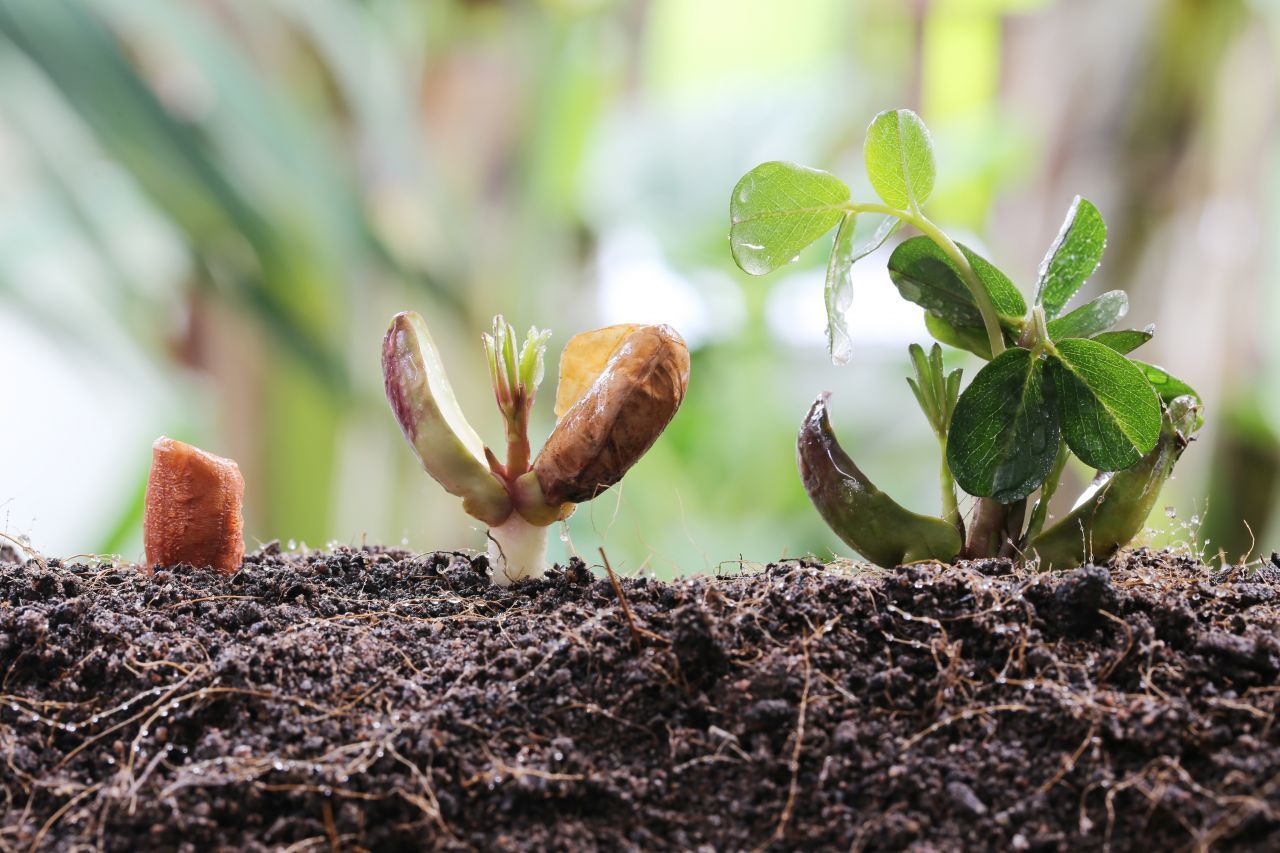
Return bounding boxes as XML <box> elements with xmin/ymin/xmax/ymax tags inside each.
<box><xmin>1027</xmin><ymin>395</ymin><xmax>1199</xmax><ymax>570</ymax></box>
<box><xmin>798</xmin><ymin>394</ymin><xmax>963</xmax><ymax>568</ymax></box>
<box><xmin>534</xmin><ymin>324</ymin><xmax>690</xmax><ymax>506</ymax></box>
<box><xmin>382</xmin><ymin>311</ymin><xmax>512</xmax><ymax>526</ymax></box>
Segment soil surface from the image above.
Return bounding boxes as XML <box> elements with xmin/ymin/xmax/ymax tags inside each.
<box><xmin>2</xmin><ymin>546</ymin><xmax>1279</xmax><ymax>851</ymax></box>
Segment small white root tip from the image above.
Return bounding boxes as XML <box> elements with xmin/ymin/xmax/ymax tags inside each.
<box><xmin>486</xmin><ymin>514</ymin><xmax>550</xmax><ymax>586</ymax></box>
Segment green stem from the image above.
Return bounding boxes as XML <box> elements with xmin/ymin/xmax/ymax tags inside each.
<box><xmin>909</xmin><ymin>214</ymin><xmax>1006</xmax><ymax>358</ymax></box>
<box><xmin>843</xmin><ymin>203</ymin><xmax>1006</xmax><ymax>359</ymax></box>
<box><xmin>1025</xmin><ymin>440</ymin><xmax>1069</xmax><ymax>542</ymax></box>
<box><xmin>938</xmin><ymin>443</ymin><xmax>961</xmax><ymax>532</ymax></box>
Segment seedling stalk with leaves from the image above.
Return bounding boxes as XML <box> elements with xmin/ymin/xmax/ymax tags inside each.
<box><xmin>731</xmin><ymin>109</ymin><xmax>1202</xmax><ymax>568</ymax></box>
<box><xmin>383</xmin><ymin>313</ymin><xmax>689</xmax><ymax>584</ymax></box>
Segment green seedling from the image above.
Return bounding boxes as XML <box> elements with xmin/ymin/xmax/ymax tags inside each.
<box><xmin>731</xmin><ymin>108</ymin><xmax>1202</xmax><ymax>568</ymax></box>
<box><xmin>383</xmin><ymin>313</ymin><xmax>690</xmax><ymax>584</ymax></box>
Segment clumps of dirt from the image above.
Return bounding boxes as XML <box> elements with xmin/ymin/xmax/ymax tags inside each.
<box><xmin>1</xmin><ymin>546</ymin><xmax>1279</xmax><ymax>850</ymax></box>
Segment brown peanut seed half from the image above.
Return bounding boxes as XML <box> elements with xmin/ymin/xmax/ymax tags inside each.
<box><xmin>143</xmin><ymin>437</ymin><xmax>245</xmax><ymax>575</ymax></box>
<box><xmin>534</xmin><ymin>324</ymin><xmax>689</xmax><ymax>507</ymax></box>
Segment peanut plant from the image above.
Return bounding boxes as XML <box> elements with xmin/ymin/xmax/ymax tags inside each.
<box><xmin>382</xmin><ymin>313</ymin><xmax>689</xmax><ymax>584</ymax></box>
<box><xmin>731</xmin><ymin>109</ymin><xmax>1202</xmax><ymax>568</ymax></box>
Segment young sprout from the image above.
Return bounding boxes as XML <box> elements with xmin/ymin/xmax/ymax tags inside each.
<box><xmin>382</xmin><ymin>312</ymin><xmax>689</xmax><ymax>585</ymax></box>
<box><xmin>143</xmin><ymin>437</ymin><xmax>245</xmax><ymax>575</ymax></box>
<box><xmin>730</xmin><ymin>108</ymin><xmax>1203</xmax><ymax>569</ymax></box>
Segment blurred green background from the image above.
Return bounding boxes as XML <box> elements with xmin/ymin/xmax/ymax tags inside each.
<box><xmin>2</xmin><ymin>0</ymin><xmax>1279</xmax><ymax>575</ymax></box>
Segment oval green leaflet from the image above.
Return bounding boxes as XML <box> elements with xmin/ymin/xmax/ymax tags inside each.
<box><xmin>1034</xmin><ymin>196</ymin><xmax>1106</xmax><ymax>319</ymax></box>
<box><xmin>946</xmin><ymin>347</ymin><xmax>1060</xmax><ymax>502</ymax></box>
<box><xmin>1045</xmin><ymin>290</ymin><xmax>1128</xmax><ymax>340</ymax></box>
<box><xmin>729</xmin><ymin>161</ymin><xmax>850</xmax><ymax>276</ymax></box>
<box><xmin>888</xmin><ymin>236</ymin><xmax>1027</xmax><ymax>340</ymax></box>
<box><xmin>864</xmin><ymin>109</ymin><xmax>936</xmax><ymax>210</ymax></box>
<box><xmin>1092</xmin><ymin>326</ymin><xmax>1154</xmax><ymax>355</ymax></box>
<box><xmin>1047</xmin><ymin>337</ymin><xmax>1163</xmax><ymax>472</ymax></box>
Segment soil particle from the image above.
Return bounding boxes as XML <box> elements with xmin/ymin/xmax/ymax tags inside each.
<box><xmin>1</xmin><ymin>546</ymin><xmax>1279</xmax><ymax>850</ymax></box>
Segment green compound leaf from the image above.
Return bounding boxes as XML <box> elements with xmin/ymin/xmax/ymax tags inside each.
<box><xmin>729</xmin><ymin>161</ymin><xmax>850</xmax><ymax>276</ymax></box>
<box><xmin>825</xmin><ymin>213</ymin><xmax>901</xmax><ymax>365</ymax></box>
<box><xmin>1048</xmin><ymin>338</ymin><xmax>1163</xmax><ymax>471</ymax></box>
<box><xmin>1034</xmin><ymin>196</ymin><xmax>1107</xmax><ymax>318</ymax></box>
<box><xmin>888</xmin><ymin>236</ymin><xmax>1027</xmax><ymax>330</ymax></box>
<box><xmin>1046</xmin><ymin>290</ymin><xmax>1128</xmax><ymax>340</ymax></box>
<box><xmin>1092</xmin><ymin>327</ymin><xmax>1154</xmax><ymax>355</ymax></box>
<box><xmin>864</xmin><ymin>109</ymin><xmax>936</xmax><ymax>210</ymax></box>
<box><xmin>947</xmin><ymin>347</ymin><xmax>1060</xmax><ymax>502</ymax></box>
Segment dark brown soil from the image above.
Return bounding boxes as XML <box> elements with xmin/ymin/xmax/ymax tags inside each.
<box><xmin>2</xmin><ymin>545</ymin><xmax>1279</xmax><ymax>851</ymax></box>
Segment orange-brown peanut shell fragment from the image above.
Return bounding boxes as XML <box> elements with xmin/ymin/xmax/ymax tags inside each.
<box><xmin>534</xmin><ymin>324</ymin><xmax>689</xmax><ymax>507</ymax></box>
<box><xmin>143</xmin><ymin>437</ymin><xmax>245</xmax><ymax>575</ymax></box>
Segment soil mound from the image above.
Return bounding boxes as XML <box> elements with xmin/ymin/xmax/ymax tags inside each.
<box><xmin>1</xmin><ymin>546</ymin><xmax>1278</xmax><ymax>850</ymax></box>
